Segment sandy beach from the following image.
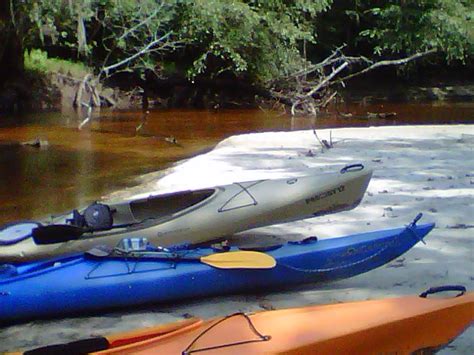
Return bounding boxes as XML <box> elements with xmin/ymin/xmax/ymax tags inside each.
<box><xmin>1</xmin><ymin>124</ymin><xmax>473</xmax><ymax>353</ymax></box>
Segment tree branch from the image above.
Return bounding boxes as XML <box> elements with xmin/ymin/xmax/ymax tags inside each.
<box><xmin>117</xmin><ymin>6</ymin><xmax>161</xmax><ymax>42</ymax></box>
<box><xmin>305</xmin><ymin>61</ymin><xmax>348</xmax><ymax>98</ymax></box>
<box><xmin>264</xmin><ymin>47</ymin><xmax>438</xmax><ymax>117</ymax></box>
<box><xmin>289</xmin><ymin>45</ymin><xmax>346</xmax><ymax>78</ymax></box>
<box><xmin>336</xmin><ymin>48</ymin><xmax>437</xmax><ymax>83</ymax></box>
<box><xmin>101</xmin><ymin>32</ymin><xmax>172</xmax><ymax>75</ymax></box>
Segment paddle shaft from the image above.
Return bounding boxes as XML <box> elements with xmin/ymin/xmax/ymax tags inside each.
<box><xmin>86</xmin><ymin>250</ymin><xmax>277</xmax><ymax>270</ymax></box>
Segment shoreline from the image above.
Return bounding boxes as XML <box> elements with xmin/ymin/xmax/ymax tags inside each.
<box><xmin>1</xmin><ymin>124</ymin><xmax>473</xmax><ymax>353</ymax></box>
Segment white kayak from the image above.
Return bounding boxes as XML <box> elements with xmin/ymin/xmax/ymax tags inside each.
<box><xmin>0</xmin><ymin>164</ymin><xmax>372</xmax><ymax>262</ymax></box>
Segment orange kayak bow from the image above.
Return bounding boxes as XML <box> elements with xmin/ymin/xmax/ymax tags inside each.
<box><xmin>20</xmin><ymin>286</ymin><xmax>473</xmax><ymax>355</ymax></box>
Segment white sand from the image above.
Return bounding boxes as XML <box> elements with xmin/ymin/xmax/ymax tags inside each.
<box><xmin>1</xmin><ymin>125</ymin><xmax>473</xmax><ymax>353</ymax></box>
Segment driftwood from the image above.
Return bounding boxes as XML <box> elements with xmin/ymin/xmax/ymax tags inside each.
<box><xmin>312</xmin><ymin>126</ymin><xmax>333</xmax><ymax>150</ymax></box>
<box><xmin>367</xmin><ymin>112</ymin><xmax>397</xmax><ymax>119</ymax></box>
<box><xmin>21</xmin><ymin>138</ymin><xmax>49</xmax><ymax>148</ymax></box>
<box><xmin>89</xmin><ymin>128</ymin><xmax>180</xmax><ymax>146</ymax></box>
<box><xmin>268</xmin><ymin>48</ymin><xmax>437</xmax><ymax>117</ymax></box>
<box><xmin>78</xmin><ymin>101</ymin><xmax>92</xmax><ymax>130</ymax></box>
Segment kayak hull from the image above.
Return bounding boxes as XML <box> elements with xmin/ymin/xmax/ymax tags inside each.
<box><xmin>0</xmin><ymin>221</ymin><xmax>434</xmax><ymax>323</ymax></box>
<box><xmin>96</xmin><ymin>291</ymin><xmax>474</xmax><ymax>355</ymax></box>
<box><xmin>16</xmin><ymin>290</ymin><xmax>473</xmax><ymax>354</ymax></box>
<box><xmin>0</xmin><ymin>165</ymin><xmax>372</xmax><ymax>262</ymax></box>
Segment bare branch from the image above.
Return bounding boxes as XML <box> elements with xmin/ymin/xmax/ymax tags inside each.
<box><xmin>305</xmin><ymin>61</ymin><xmax>348</xmax><ymax>98</ymax></box>
<box><xmin>337</xmin><ymin>48</ymin><xmax>437</xmax><ymax>83</ymax></box>
<box><xmin>321</xmin><ymin>91</ymin><xmax>337</xmax><ymax>108</ymax></box>
<box><xmin>78</xmin><ymin>101</ymin><xmax>92</xmax><ymax>130</ymax></box>
<box><xmin>101</xmin><ymin>32</ymin><xmax>172</xmax><ymax>75</ymax></box>
<box><xmin>117</xmin><ymin>6</ymin><xmax>162</xmax><ymax>42</ymax></box>
<box><xmin>263</xmin><ymin>47</ymin><xmax>437</xmax><ymax>117</ymax></box>
<box><xmin>288</xmin><ymin>45</ymin><xmax>346</xmax><ymax>78</ymax></box>
<box><xmin>98</xmin><ymin>6</ymin><xmax>167</xmax><ymax>81</ymax></box>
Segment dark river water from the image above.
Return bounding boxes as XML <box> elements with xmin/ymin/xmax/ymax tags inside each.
<box><xmin>0</xmin><ymin>101</ymin><xmax>473</xmax><ymax>225</ymax></box>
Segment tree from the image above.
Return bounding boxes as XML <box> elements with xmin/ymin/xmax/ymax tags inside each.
<box><xmin>2</xmin><ymin>0</ymin><xmax>473</xmax><ymax>114</ymax></box>
<box><xmin>0</xmin><ymin>1</ymin><xmax>27</xmax><ymax>79</ymax></box>
<box><xmin>173</xmin><ymin>0</ymin><xmax>333</xmax><ymax>82</ymax></box>
<box><xmin>22</xmin><ymin>0</ymin><xmax>177</xmax><ymax>76</ymax></box>
<box><xmin>348</xmin><ymin>0</ymin><xmax>472</xmax><ymax>63</ymax></box>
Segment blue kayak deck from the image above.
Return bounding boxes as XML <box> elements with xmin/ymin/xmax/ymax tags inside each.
<box><xmin>0</xmin><ymin>222</ymin><xmax>435</xmax><ymax>323</ymax></box>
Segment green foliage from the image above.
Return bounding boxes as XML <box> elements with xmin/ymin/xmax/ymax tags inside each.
<box><xmin>22</xmin><ymin>0</ymin><xmax>332</xmax><ymax>83</ymax></box>
<box><xmin>24</xmin><ymin>49</ymin><xmax>90</xmax><ymax>77</ymax></box>
<box><xmin>22</xmin><ymin>0</ymin><xmax>176</xmax><ymax>73</ymax></box>
<box><xmin>174</xmin><ymin>0</ymin><xmax>332</xmax><ymax>82</ymax></box>
<box><xmin>22</xmin><ymin>0</ymin><xmax>92</xmax><ymax>51</ymax></box>
<box><xmin>3</xmin><ymin>0</ymin><xmax>473</xmax><ymax>86</ymax></box>
<box><xmin>358</xmin><ymin>0</ymin><xmax>473</xmax><ymax>62</ymax></box>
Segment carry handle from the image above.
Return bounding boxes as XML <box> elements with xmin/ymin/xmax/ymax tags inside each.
<box><xmin>419</xmin><ymin>285</ymin><xmax>466</xmax><ymax>298</ymax></box>
<box><xmin>340</xmin><ymin>164</ymin><xmax>364</xmax><ymax>174</ymax></box>
<box><xmin>410</xmin><ymin>213</ymin><xmax>423</xmax><ymax>227</ymax></box>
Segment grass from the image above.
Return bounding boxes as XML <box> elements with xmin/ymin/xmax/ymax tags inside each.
<box><xmin>24</xmin><ymin>49</ymin><xmax>90</xmax><ymax>78</ymax></box>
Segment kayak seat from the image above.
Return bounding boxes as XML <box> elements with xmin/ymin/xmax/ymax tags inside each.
<box><xmin>83</xmin><ymin>203</ymin><xmax>113</xmax><ymax>230</ymax></box>
<box><xmin>68</xmin><ymin>203</ymin><xmax>137</xmax><ymax>231</ymax></box>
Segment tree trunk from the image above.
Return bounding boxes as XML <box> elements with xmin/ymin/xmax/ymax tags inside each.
<box><xmin>0</xmin><ymin>1</ymin><xmax>24</xmax><ymax>81</ymax></box>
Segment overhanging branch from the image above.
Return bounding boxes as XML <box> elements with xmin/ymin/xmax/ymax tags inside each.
<box><xmin>265</xmin><ymin>47</ymin><xmax>437</xmax><ymax>117</ymax></box>
<box><xmin>100</xmin><ymin>32</ymin><xmax>172</xmax><ymax>76</ymax></box>
<box><xmin>337</xmin><ymin>48</ymin><xmax>438</xmax><ymax>83</ymax></box>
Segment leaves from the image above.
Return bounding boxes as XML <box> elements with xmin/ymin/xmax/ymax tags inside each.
<box><xmin>3</xmin><ymin>0</ymin><xmax>472</xmax><ymax>87</ymax></box>
<box><xmin>174</xmin><ymin>0</ymin><xmax>331</xmax><ymax>82</ymax></box>
<box><xmin>357</xmin><ymin>0</ymin><xmax>473</xmax><ymax>63</ymax></box>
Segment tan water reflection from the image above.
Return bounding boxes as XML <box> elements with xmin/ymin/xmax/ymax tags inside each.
<box><xmin>0</xmin><ymin>102</ymin><xmax>473</xmax><ymax>224</ymax></box>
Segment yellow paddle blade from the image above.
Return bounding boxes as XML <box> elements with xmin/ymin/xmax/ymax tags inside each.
<box><xmin>200</xmin><ymin>251</ymin><xmax>277</xmax><ymax>269</ymax></box>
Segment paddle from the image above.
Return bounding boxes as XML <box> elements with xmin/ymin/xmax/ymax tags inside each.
<box><xmin>32</xmin><ymin>224</ymin><xmax>86</xmax><ymax>245</ymax></box>
<box><xmin>86</xmin><ymin>248</ymin><xmax>277</xmax><ymax>270</ymax></box>
<box><xmin>200</xmin><ymin>251</ymin><xmax>276</xmax><ymax>269</ymax></box>
<box><xmin>33</xmin><ymin>226</ymin><xmax>277</xmax><ymax>269</ymax></box>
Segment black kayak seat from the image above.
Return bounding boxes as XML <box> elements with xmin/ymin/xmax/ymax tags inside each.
<box><xmin>83</xmin><ymin>203</ymin><xmax>113</xmax><ymax>230</ymax></box>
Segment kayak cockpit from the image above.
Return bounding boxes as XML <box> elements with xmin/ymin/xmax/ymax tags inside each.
<box><xmin>0</xmin><ymin>254</ymin><xmax>81</xmax><ymax>281</ymax></box>
<box><xmin>66</xmin><ymin>188</ymin><xmax>217</xmax><ymax>231</ymax></box>
<box><xmin>25</xmin><ymin>188</ymin><xmax>218</xmax><ymax>246</ymax></box>
<box><xmin>130</xmin><ymin>188</ymin><xmax>216</xmax><ymax>222</ymax></box>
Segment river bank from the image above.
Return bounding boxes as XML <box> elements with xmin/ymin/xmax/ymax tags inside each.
<box><xmin>1</xmin><ymin>104</ymin><xmax>474</xmax><ymax>226</ymax></box>
<box><xmin>1</xmin><ymin>124</ymin><xmax>472</xmax><ymax>353</ymax></box>
<box><xmin>1</xmin><ymin>57</ymin><xmax>473</xmax><ymax>114</ymax></box>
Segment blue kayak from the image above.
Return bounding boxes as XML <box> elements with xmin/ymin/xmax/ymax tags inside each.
<box><xmin>0</xmin><ymin>216</ymin><xmax>434</xmax><ymax>323</ymax></box>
